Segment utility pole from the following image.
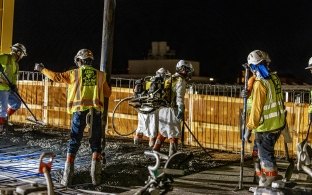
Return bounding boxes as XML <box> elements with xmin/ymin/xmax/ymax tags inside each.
<box><xmin>100</xmin><ymin>0</ymin><xmax>116</xmax><ymax>157</ymax></box>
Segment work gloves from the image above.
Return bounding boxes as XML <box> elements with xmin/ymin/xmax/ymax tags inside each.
<box><xmin>176</xmin><ymin>105</ymin><xmax>184</xmax><ymax>121</ymax></box>
<box><xmin>34</xmin><ymin>63</ymin><xmax>45</xmax><ymax>72</ymax></box>
<box><xmin>243</xmin><ymin>129</ymin><xmax>252</xmax><ymax>143</ymax></box>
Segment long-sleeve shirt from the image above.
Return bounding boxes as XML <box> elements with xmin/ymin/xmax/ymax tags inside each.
<box><xmin>247</xmin><ymin>80</ymin><xmax>267</xmax><ymax>130</ymax></box>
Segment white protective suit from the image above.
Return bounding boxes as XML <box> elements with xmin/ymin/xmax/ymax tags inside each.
<box><xmin>158</xmin><ymin>73</ymin><xmax>187</xmax><ymax>138</ymax></box>
<box><xmin>135</xmin><ymin>110</ymin><xmax>159</xmax><ymax>138</ymax></box>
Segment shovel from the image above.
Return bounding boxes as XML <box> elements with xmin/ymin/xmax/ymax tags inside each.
<box><xmin>0</xmin><ymin>66</ymin><xmax>45</xmax><ymax>126</ymax></box>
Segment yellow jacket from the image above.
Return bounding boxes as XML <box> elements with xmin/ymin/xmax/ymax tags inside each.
<box><xmin>42</xmin><ymin>65</ymin><xmax>111</xmax><ymax>113</ymax></box>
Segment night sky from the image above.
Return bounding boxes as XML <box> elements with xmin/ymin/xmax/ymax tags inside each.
<box><xmin>12</xmin><ymin>0</ymin><xmax>312</xmax><ymax>83</ymax></box>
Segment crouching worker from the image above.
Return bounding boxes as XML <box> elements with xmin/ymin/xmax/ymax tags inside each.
<box><xmin>244</xmin><ymin>50</ymin><xmax>285</xmax><ymax>187</ymax></box>
<box><xmin>34</xmin><ymin>49</ymin><xmax>111</xmax><ymax>186</ymax></box>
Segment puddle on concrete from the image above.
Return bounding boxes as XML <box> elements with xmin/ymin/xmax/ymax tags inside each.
<box><xmin>0</xmin><ymin>124</ymin><xmax>240</xmax><ymax>193</ymax></box>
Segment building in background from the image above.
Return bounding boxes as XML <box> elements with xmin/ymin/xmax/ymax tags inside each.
<box><xmin>118</xmin><ymin>41</ymin><xmax>214</xmax><ymax>83</ymax></box>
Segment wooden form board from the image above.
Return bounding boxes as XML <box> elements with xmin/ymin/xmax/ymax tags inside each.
<box><xmin>10</xmin><ymin>81</ymin><xmax>311</xmax><ymax>156</ymax></box>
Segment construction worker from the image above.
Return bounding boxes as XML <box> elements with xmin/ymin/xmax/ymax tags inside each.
<box><xmin>133</xmin><ymin>68</ymin><xmax>170</xmax><ymax>147</ymax></box>
<box><xmin>305</xmin><ymin>57</ymin><xmax>312</xmax><ymax>122</ymax></box>
<box><xmin>243</xmin><ymin>50</ymin><xmax>286</xmax><ymax>187</ymax></box>
<box><xmin>153</xmin><ymin>60</ymin><xmax>194</xmax><ymax>156</ymax></box>
<box><xmin>0</xmin><ymin>43</ymin><xmax>27</xmax><ymax>133</ymax></box>
<box><xmin>34</xmin><ymin>49</ymin><xmax>111</xmax><ymax>186</ymax></box>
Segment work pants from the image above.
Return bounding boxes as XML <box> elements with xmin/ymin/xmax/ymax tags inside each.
<box><xmin>67</xmin><ymin>108</ymin><xmax>102</xmax><ymax>155</ymax></box>
<box><xmin>0</xmin><ymin>90</ymin><xmax>21</xmax><ymax>118</ymax></box>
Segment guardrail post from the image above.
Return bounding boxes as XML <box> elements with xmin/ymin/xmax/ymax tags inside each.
<box><xmin>43</xmin><ymin>76</ymin><xmax>49</xmax><ymax>124</ymax></box>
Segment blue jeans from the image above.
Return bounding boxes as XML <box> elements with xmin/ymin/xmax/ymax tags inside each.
<box><xmin>67</xmin><ymin>108</ymin><xmax>103</xmax><ymax>155</ymax></box>
<box><xmin>0</xmin><ymin>90</ymin><xmax>21</xmax><ymax>118</ymax></box>
<box><xmin>255</xmin><ymin>130</ymin><xmax>281</xmax><ymax>169</ymax></box>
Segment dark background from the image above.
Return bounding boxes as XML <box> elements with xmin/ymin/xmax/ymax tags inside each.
<box><xmin>13</xmin><ymin>0</ymin><xmax>312</xmax><ymax>83</ymax></box>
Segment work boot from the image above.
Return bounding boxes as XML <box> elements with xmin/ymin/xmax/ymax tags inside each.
<box><xmin>61</xmin><ymin>153</ymin><xmax>75</xmax><ymax>186</ymax></box>
<box><xmin>149</xmin><ymin>137</ymin><xmax>156</xmax><ymax>147</ymax></box>
<box><xmin>133</xmin><ymin>133</ymin><xmax>143</xmax><ymax>145</ymax></box>
<box><xmin>153</xmin><ymin>134</ymin><xmax>166</xmax><ymax>152</ymax></box>
<box><xmin>6</xmin><ymin>108</ymin><xmax>16</xmax><ymax>126</ymax></box>
<box><xmin>259</xmin><ymin>167</ymin><xmax>279</xmax><ymax>187</ymax></box>
<box><xmin>91</xmin><ymin>152</ymin><xmax>102</xmax><ymax>185</ymax></box>
<box><xmin>169</xmin><ymin>142</ymin><xmax>178</xmax><ymax>156</ymax></box>
<box><xmin>169</xmin><ymin>138</ymin><xmax>178</xmax><ymax>156</ymax></box>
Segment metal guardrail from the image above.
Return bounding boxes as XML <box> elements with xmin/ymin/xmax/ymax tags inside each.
<box><xmin>18</xmin><ymin>71</ymin><xmax>312</xmax><ymax>104</ymax></box>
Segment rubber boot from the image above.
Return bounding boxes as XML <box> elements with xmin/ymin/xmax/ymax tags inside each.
<box><xmin>153</xmin><ymin>134</ymin><xmax>166</xmax><ymax>152</ymax></box>
<box><xmin>6</xmin><ymin>108</ymin><xmax>16</xmax><ymax>126</ymax></box>
<box><xmin>91</xmin><ymin>152</ymin><xmax>102</xmax><ymax>185</ymax></box>
<box><xmin>0</xmin><ymin>117</ymin><xmax>7</xmax><ymax>135</ymax></box>
<box><xmin>259</xmin><ymin>167</ymin><xmax>278</xmax><ymax>187</ymax></box>
<box><xmin>134</xmin><ymin>133</ymin><xmax>143</xmax><ymax>145</ymax></box>
<box><xmin>7</xmin><ymin>107</ymin><xmax>16</xmax><ymax>116</ymax></box>
<box><xmin>61</xmin><ymin>153</ymin><xmax>75</xmax><ymax>186</ymax></box>
<box><xmin>149</xmin><ymin>137</ymin><xmax>156</xmax><ymax>147</ymax></box>
<box><xmin>169</xmin><ymin>138</ymin><xmax>178</xmax><ymax>156</ymax></box>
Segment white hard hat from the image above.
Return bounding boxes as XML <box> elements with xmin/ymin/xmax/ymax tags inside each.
<box><xmin>305</xmin><ymin>57</ymin><xmax>312</xmax><ymax>69</ymax></box>
<box><xmin>247</xmin><ymin>50</ymin><xmax>271</xmax><ymax>65</ymax></box>
<box><xmin>74</xmin><ymin>49</ymin><xmax>94</xmax><ymax>63</ymax></box>
<box><xmin>176</xmin><ymin>60</ymin><xmax>194</xmax><ymax>72</ymax></box>
<box><xmin>176</xmin><ymin>60</ymin><xmax>194</xmax><ymax>80</ymax></box>
<box><xmin>11</xmin><ymin>43</ymin><xmax>27</xmax><ymax>57</ymax></box>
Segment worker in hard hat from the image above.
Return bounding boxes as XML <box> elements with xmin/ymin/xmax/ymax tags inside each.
<box><xmin>153</xmin><ymin>60</ymin><xmax>194</xmax><ymax>156</ymax></box>
<box><xmin>243</xmin><ymin>50</ymin><xmax>285</xmax><ymax>187</ymax></box>
<box><xmin>0</xmin><ymin>43</ymin><xmax>27</xmax><ymax>133</ymax></box>
<box><xmin>34</xmin><ymin>49</ymin><xmax>111</xmax><ymax>186</ymax></box>
<box><xmin>134</xmin><ymin>68</ymin><xmax>171</xmax><ymax>147</ymax></box>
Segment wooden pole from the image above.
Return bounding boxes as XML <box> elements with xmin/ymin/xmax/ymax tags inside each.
<box><xmin>100</xmin><ymin>0</ymin><xmax>116</xmax><ymax>154</ymax></box>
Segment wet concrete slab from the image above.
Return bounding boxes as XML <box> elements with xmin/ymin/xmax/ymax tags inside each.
<box><xmin>120</xmin><ymin>162</ymin><xmax>255</xmax><ymax>195</ymax></box>
<box><xmin>121</xmin><ymin>160</ymin><xmax>312</xmax><ymax>195</ymax></box>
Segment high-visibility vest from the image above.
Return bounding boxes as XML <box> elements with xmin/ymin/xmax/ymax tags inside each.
<box><xmin>66</xmin><ymin>65</ymin><xmax>106</xmax><ymax>114</ymax></box>
<box><xmin>0</xmin><ymin>54</ymin><xmax>18</xmax><ymax>91</ymax></box>
<box><xmin>251</xmin><ymin>73</ymin><xmax>285</xmax><ymax>132</ymax></box>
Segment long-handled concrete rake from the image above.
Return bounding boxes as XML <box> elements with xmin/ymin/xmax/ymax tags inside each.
<box><xmin>0</xmin><ymin>67</ymin><xmax>45</xmax><ymax>126</ymax></box>
<box><xmin>239</xmin><ymin>63</ymin><xmax>250</xmax><ymax>190</ymax></box>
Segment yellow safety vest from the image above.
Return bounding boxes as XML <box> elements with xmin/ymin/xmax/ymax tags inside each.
<box><xmin>251</xmin><ymin>73</ymin><xmax>285</xmax><ymax>132</ymax></box>
<box><xmin>67</xmin><ymin>66</ymin><xmax>106</xmax><ymax>114</ymax></box>
<box><xmin>0</xmin><ymin>54</ymin><xmax>18</xmax><ymax>91</ymax></box>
